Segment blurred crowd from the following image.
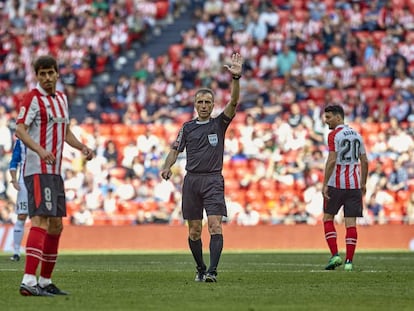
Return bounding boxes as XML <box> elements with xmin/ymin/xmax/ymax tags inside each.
<box><xmin>1</xmin><ymin>0</ymin><xmax>414</xmax><ymax>226</ymax></box>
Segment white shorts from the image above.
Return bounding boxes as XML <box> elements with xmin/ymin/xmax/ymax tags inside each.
<box><xmin>15</xmin><ymin>181</ymin><xmax>28</xmax><ymax>215</ymax></box>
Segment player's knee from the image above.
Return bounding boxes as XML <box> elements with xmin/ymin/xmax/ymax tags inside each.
<box><xmin>17</xmin><ymin>214</ymin><xmax>27</xmax><ymax>221</ymax></box>
<box><xmin>208</xmin><ymin>223</ymin><xmax>222</xmax><ymax>235</ymax></box>
<box><xmin>48</xmin><ymin>219</ymin><xmax>64</xmax><ymax>234</ymax></box>
<box><xmin>189</xmin><ymin>228</ymin><xmax>202</xmax><ymax>240</ymax></box>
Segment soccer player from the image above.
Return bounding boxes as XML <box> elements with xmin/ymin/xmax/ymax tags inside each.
<box><xmin>322</xmin><ymin>105</ymin><xmax>369</xmax><ymax>271</ymax></box>
<box><xmin>15</xmin><ymin>55</ymin><xmax>94</xmax><ymax>296</ymax></box>
<box><xmin>161</xmin><ymin>53</ymin><xmax>243</xmax><ymax>282</ymax></box>
<box><xmin>9</xmin><ymin>139</ymin><xmax>28</xmax><ymax>262</ymax></box>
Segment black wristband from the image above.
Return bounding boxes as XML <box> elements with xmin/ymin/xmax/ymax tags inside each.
<box><xmin>232</xmin><ymin>75</ymin><xmax>241</xmax><ymax>80</ymax></box>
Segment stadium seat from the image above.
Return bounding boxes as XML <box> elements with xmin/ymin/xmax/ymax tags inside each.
<box><xmin>328</xmin><ymin>89</ymin><xmax>345</xmax><ymax>101</ymax></box>
<box><xmin>358</xmin><ymin>76</ymin><xmax>375</xmax><ymax>88</ymax></box>
<box><xmin>352</xmin><ymin>66</ymin><xmax>366</xmax><ymax>77</ymax></box>
<box><xmin>225</xmin><ymin>178</ymin><xmax>241</xmax><ymax>192</ymax></box>
<box><xmin>271</xmin><ymin>78</ymin><xmax>285</xmax><ymax>88</ymax></box>
<box><xmin>391</xmin><ymin>0</ymin><xmax>406</xmax><ymax>10</ymax></box>
<box><xmin>381</xmin><ymin>88</ymin><xmax>395</xmax><ymax>99</ymax></box>
<box><xmin>48</xmin><ymin>34</ymin><xmax>65</xmax><ymax>49</ymax></box>
<box><xmin>346</xmin><ymin>88</ymin><xmax>359</xmax><ymax>98</ymax></box>
<box><xmin>308</xmin><ymin>88</ymin><xmax>326</xmax><ymax>101</ymax></box>
<box><xmin>277</xmin><ymin>10</ymin><xmax>290</xmax><ymax>27</ymax></box>
<box><xmin>372</xmin><ymin>30</ymin><xmax>387</xmax><ymax>45</ymax></box>
<box><xmin>396</xmin><ymin>190</ymin><xmax>410</xmax><ymax>203</ymax></box>
<box><xmin>98</xmin><ymin>124</ymin><xmax>113</xmax><ymax>136</ymax></box>
<box><xmin>407</xmin><ymin>0</ymin><xmax>414</xmax><ymax>14</ymax></box>
<box><xmin>375</xmin><ymin>76</ymin><xmax>392</xmax><ymax>88</ymax></box>
<box><xmin>114</xmin><ymin>135</ymin><xmax>133</xmax><ymax>150</ymax></box>
<box><xmin>100</xmin><ymin>112</ymin><xmax>120</xmax><ymax>124</ymax></box>
<box><xmin>245</xmin><ymin>189</ymin><xmax>265</xmax><ymax>204</ymax></box>
<box><xmin>75</xmin><ymin>68</ymin><xmax>93</xmax><ymax>88</ymax></box>
<box><xmin>111</xmin><ymin>124</ymin><xmax>130</xmax><ymax>136</ymax></box>
<box><xmin>405</xmin><ymin>31</ymin><xmax>414</xmax><ymax>42</ymax></box>
<box><xmin>354</xmin><ymin>31</ymin><xmax>371</xmax><ymax>43</ymax></box>
<box><xmin>323</xmin><ymin>0</ymin><xmax>335</xmax><ymax>10</ymax></box>
<box><xmin>362</xmin><ymin>88</ymin><xmax>380</xmax><ymax>103</ymax></box>
<box><xmin>314</xmin><ymin>54</ymin><xmax>328</xmax><ymax>65</ymax></box>
<box><xmin>95</xmin><ymin>56</ymin><xmax>108</xmax><ymax>74</ymax></box>
<box><xmin>291</xmin><ymin>0</ymin><xmax>305</xmax><ymax>11</ymax></box>
<box><xmin>293</xmin><ymin>9</ymin><xmax>308</xmax><ymax>21</ymax></box>
<box><xmin>168</xmin><ymin>44</ymin><xmax>183</xmax><ymax>64</ymax></box>
<box><xmin>361</xmin><ymin>122</ymin><xmax>380</xmax><ymax>136</ymax></box>
<box><xmin>155</xmin><ymin>1</ymin><xmax>169</xmax><ymax>19</ymax></box>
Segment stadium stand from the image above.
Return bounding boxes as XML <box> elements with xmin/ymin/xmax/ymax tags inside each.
<box><xmin>0</xmin><ymin>0</ymin><xmax>414</xmax><ymax>227</ymax></box>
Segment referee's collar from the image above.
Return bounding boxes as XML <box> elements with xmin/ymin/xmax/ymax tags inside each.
<box><xmin>196</xmin><ymin>118</ymin><xmax>210</xmax><ymax>125</ymax></box>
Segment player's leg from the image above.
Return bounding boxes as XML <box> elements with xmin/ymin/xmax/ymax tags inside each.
<box><xmin>343</xmin><ymin>189</ymin><xmax>363</xmax><ymax>271</ymax></box>
<box><xmin>203</xmin><ymin>174</ymin><xmax>226</xmax><ymax>282</ymax></box>
<box><xmin>20</xmin><ymin>215</ymin><xmax>49</xmax><ymax>296</ymax></box>
<box><xmin>205</xmin><ymin>215</ymin><xmax>223</xmax><ymax>282</ymax></box>
<box><xmin>344</xmin><ymin>217</ymin><xmax>357</xmax><ymax>271</ymax></box>
<box><xmin>323</xmin><ymin>187</ymin><xmax>343</xmax><ymax>270</ymax></box>
<box><xmin>11</xmin><ymin>214</ymin><xmax>27</xmax><ymax>261</ymax></box>
<box><xmin>39</xmin><ymin>175</ymin><xmax>68</xmax><ymax>295</ymax></box>
<box><xmin>182</xmin><ymin>175</ymin><xmax>206</xmax><ymax>281</ymax></box>
<box><xmin>188</xmin><ymin>219</ymin><xmax>206</xmax><ymax>281</ymax></box>
<box><xmin>12</xmin><ymin>185</ymin><xmax>29</xmax><ymax>261</ymax></box>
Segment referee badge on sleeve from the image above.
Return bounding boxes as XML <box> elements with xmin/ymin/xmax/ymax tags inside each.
<box><xmin>208</xmin><ymin>134</ymin><xmax>218</xmax><ymax>146</ymax></box>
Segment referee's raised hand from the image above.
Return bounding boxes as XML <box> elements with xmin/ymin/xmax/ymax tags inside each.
<box><xmin>223</xmin><ymin>53</ymin><xmax>243</xmax><ymax>77</ymax></box>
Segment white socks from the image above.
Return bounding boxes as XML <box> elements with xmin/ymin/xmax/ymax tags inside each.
<box><xmin>22</xmin><ymin>275</ymin><xmax>52</xmax><ymax>288</ymax></box>
<box><xmin>13</xmin><ymin>220</ymin><xmax>25</xmax><ymax>255</ymax></box>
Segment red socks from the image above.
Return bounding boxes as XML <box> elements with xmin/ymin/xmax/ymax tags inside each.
<box><xmin>25</xmin><ymin>227</ymin><xmax>47</xmax><ymax>275</ymax></box>
<box><xmin>40</xmin><ymin>233</ymin><xmax>61</xmax><ymax>279</ymax></box>
<box><xmin>24</xmin><ymin>227</ymin><xmax>61</xmax><ymax>279</ymax></box>
<box><xmin>324</xmin><ymin>220</ymin><xmax>338</xmax><ymax>256</ymax></box>
<box><xmin>345</xmin><ymin>226</ymin><xmax>357</xmax><ymax>262</ymax></box>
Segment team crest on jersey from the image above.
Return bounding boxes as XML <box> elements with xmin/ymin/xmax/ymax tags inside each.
<box><xmin>208</xmin><ymin>134</ymin><xmax>218</xmax><ymax>146</ymax></box>
<box><xmin>18</xmin><ymin>107</ymin><xmax>26</xmax><ymax>119</ymax></box>
<box><xmin>46</xmin><ymin>202</ymin><xmax>52</xmax><ymax>211</ymax></box>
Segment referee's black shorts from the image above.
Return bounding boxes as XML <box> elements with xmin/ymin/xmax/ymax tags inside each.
<box><xmin>182</xmin><ymin>172</ymin><xmax>227</xmax><ymax>220</ymax></box>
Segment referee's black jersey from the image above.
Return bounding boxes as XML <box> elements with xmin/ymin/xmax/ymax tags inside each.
<box><xmin>172</xmin><ymin>112</ymin><xmax>232</xmax><ymax>174</ymax></box>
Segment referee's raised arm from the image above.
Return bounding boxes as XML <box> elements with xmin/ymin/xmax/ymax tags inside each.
<box><xmin>223</xmin><ymin>53</ymin><xmax>243</xmax><ymax>119</ymax></box>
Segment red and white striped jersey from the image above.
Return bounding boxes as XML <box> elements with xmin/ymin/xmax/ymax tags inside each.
<box><xmin>327</xmin><ymin>124</ymin><xmax>366</xmax><ymax>189</ymax></box>
<box><xmin>16</xmin><ymin>85</ymin><xmax>69</xmax><ymax>177</ymax></box>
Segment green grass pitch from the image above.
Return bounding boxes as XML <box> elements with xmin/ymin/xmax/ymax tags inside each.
<box><xmin>0</xmin><ymin>251</ymin><xmax>413</xmax><ymax>311</ymax></box>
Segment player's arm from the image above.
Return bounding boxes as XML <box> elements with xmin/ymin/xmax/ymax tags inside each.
<box><xmin>160</xmin><ymin>149</ymin><xmax>179</xmax><ymax>180</ymax></box>
<box><xmin>322</xmin><ymin>151</ymin><xmax>337</xmax><ymax>199</ymax></box>
<box><xmin>223</xmin><ymin>53</ymin><xmax>243</xmax><ymax>119</ymax></box>
<box><xmin>359</xmin><ymin>153</ymin><xmax>369</xmax><ymax>195</ymax></box>
<box><xmin>9</xmin><ymin>141</ymin><xmax>21</xmax><ymax>190</ymax></box>
<box><xmin>15</xmin><ymin>123</ymin><xmax>55</xmax><ymax>163</ymax></box>
<box><xmin>65</xmin><ymin>126</ymin><xmax>94</xmax><ymax>161</ymax></box>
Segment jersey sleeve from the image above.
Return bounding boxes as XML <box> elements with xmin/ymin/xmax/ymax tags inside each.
<box><xmin>172</xmin><ymin>125</ymin><xmax>186</xmax><ymax>152</ymax></box>
<box><xmin>327</xmin><ymin>131</ymin><xmax>336</xmax><ymax>152</ymax></box>
<box><xmin>16</xmin><ymin>91</ymin><xmax>38</xmax><ymax>126</ymax></box>
<box><xmin>9</xmin><ymin>139</ymin><xmax>22</xmax><ymax>171</ymax></box>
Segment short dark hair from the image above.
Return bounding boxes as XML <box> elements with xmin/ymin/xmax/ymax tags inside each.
<box><xmin>33</xmin><ymin>55</ymin><xmax>58</xmax><ymax>74</ymax></box>
<box><xmin>194</xmin><ymin>88</ymin><xmax>214</xmax><ymax>102</ymax></box>
<box><xmin>324</xmin><ymin>105</ymin><xmax>344</xmax><ymax>119</ymax></box>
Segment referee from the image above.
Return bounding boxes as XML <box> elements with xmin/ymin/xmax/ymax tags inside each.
<box><xmin>161</xmin><ymin>53</ymin><xmax>243</xmax><ymax>282</ymax></box>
